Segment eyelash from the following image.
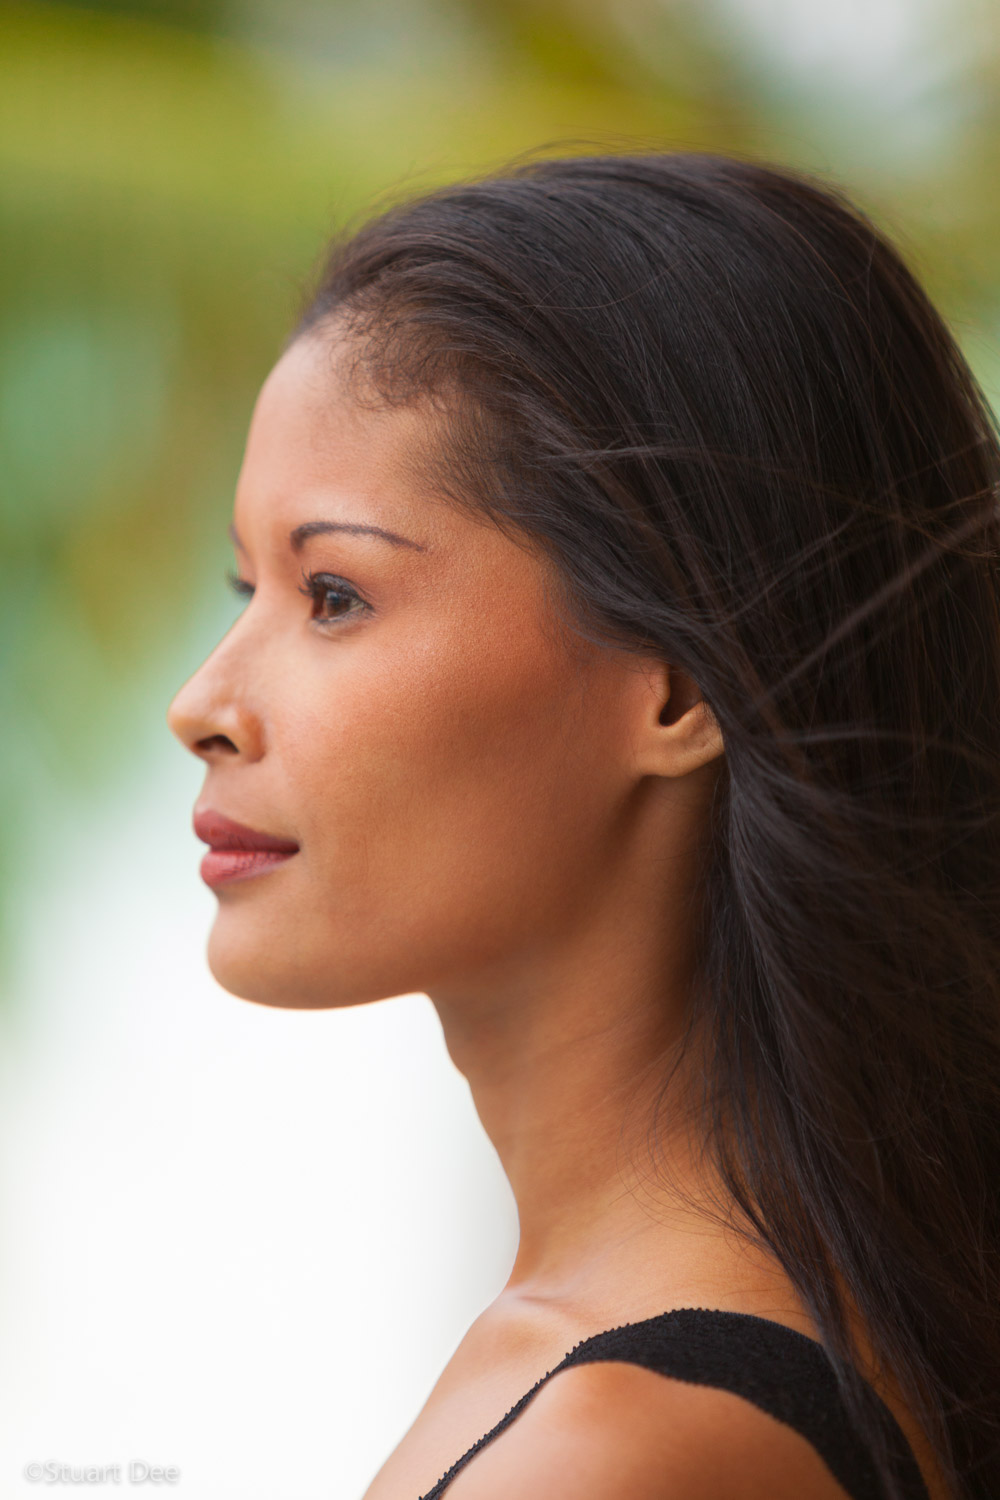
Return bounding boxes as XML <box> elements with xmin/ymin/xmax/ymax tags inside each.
<box><xmin>226</xmin><ymin>570</ymin><xmax>254</xmax><ymax>599</ymax></box>
<box><xmin>298</xmin><ymin>568</ymin><xmax>371</xmax><ymax>625</ymax></box>
<box><xmin>225</xmin><ymin>569</ymin><xmax>370</xmax><ymax>626</ymax></box>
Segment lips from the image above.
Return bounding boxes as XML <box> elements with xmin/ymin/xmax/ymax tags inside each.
<box><xmin>194</xmin><ymin>808</ymin><xmax>300</xmax><ymax>889</ymax></box>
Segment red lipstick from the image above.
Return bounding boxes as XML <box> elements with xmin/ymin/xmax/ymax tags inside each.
<box><xmin>194</xmin><ymin>809</ymin><xmax>300</xmax><ymax>889</ymax></box>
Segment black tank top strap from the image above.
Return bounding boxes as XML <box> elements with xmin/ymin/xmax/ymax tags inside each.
<box><xmin>417</xmin><ymin>1307</ymin><xmax>930</xmax><ymax>1500</ymax></box>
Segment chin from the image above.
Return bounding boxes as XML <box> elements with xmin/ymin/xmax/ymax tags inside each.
<box><xmin>204</xmin><ymin>916</ymin><xmax>401</xmax><ymax>1011</ymax></box>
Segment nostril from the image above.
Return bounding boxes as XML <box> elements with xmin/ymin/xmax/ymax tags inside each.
<box><xmin>196</xmin><ymin>733</ymin><xmax>239</xmax><ymax>755</ymax></box>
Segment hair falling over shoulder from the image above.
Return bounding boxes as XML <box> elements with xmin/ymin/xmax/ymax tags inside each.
<box><xmin>298</xmin><ymin>150</ymin><xmax>1000</xmax><ymax>1499</ymax></box>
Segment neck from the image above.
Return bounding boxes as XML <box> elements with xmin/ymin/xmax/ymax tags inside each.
<box><xmin>429</xmin><ymin>870</ymin><xmax>714</xmax><ymax>1301</ymax></box>
<box><xmin>424</xmin><ymin>764</ymin><xmax>751</xmax><ymax>1318</ymax></box>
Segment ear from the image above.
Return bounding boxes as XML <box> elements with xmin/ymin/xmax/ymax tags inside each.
<box><xmin>632</xmin><ymin>659</ymin><xmax>725</xmax><ymax>779</ymax></box>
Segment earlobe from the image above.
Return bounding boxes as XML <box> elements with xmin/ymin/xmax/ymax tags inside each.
<box><xmin>649</xmin><ymin>698</ymin><xmax>724</xmax><ymax>778</ymax></box>
<box><xmin>640</xmin><ymin>663</ymin><xmax>724</xmax><ymax>778</ymax></box>
<box><xmin>676</xmin><ymin>697</ymin><xmax>725</xmax><ymax>771</ymax></box>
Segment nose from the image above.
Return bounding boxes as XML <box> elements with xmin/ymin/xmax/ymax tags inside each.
<box><xmin>167</xmin><ymin>644</ymin><xmax>265</xmax><ymax>765</ymax></box>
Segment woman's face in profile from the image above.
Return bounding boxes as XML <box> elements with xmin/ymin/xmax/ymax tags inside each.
<box><xmin>167</xmin><ymin>333</ymin><xmax>667</xmax><ymax>1012</ymax></box>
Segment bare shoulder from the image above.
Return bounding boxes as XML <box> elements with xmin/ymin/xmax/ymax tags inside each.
<box><xmin>445</xmin><ymin>1359</ymin><xmax>850</xmax><ymax>1500</ymax></box>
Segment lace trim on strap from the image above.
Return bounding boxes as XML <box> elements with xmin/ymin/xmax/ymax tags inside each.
<box><xmin>417</xmin><ymin>1307</ymin><xmax>929</xmax><ymax>1500</ymax></box>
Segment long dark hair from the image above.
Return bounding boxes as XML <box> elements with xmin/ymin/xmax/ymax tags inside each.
<box><xmin>296</xmin><ymin>152</ymin><xmax>1000</xmax><ymax>1498</ymax></box>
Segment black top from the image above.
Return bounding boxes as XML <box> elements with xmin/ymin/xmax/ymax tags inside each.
<box><xmin>417</xmin><ymin>1308</ymin><xmax>930</xmax><ymax>1499</ymax></box>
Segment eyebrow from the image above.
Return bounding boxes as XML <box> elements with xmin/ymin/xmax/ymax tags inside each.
<box><xmin>228</xmin><ymin>520</ymin><xmax>426</xmax><ymax>553</ymax></box>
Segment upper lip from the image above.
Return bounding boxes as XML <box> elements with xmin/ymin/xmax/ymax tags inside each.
<box><xmin>193</xmin><ymin>808</ymin><xmax>300</xmax><ymax>853</ymax></box>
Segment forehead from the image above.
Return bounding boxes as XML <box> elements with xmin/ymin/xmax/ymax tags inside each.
<box><xmin>234</xmin><ymin>330</ymin><xmax>464</xmax><ymax>548</ymax></box>
<box><xmin>231</xmin><ymin>330</ymin><xmax>623</xmax><ymax>674</ymax></box>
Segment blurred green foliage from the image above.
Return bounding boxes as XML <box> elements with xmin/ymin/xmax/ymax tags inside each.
<box><xmin>1</xmin><ymin>0</ymin><xmax>998</xmax><ymax>970</ymax></box>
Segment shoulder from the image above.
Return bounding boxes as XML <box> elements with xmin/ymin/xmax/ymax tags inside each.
<box><xmin>445</xmin><ymin>1359</ymin><xmax>851</xmax><ymax>1500</ymax></box>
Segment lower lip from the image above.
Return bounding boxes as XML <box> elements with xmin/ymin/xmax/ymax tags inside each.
<box><xmin>200</xmin><ymin>849</ymin><xmax>298</xmax><ymax>888</ymax></box>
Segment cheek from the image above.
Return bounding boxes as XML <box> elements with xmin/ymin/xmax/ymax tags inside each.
<box><xmin>284</xmin><ymin>621</ymin><xmax>628</xmax><ymax>977</ymax></box>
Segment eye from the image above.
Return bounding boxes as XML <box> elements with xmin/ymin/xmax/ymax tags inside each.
<box><xmin>297</xmin><ymin>570</ymin><xmax>369</xmax><ymax>626</ymax></box>
<box><xmin>226</xmin><ymin>569</ymin><xmax>254</xmax><ymax>598</ymax></box>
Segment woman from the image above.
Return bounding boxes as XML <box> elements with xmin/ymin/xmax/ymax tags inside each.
<box><xmin>167</xmin><ymin>152</ymin><xmax>1000</xmax><ymax>1500</ymax></box>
